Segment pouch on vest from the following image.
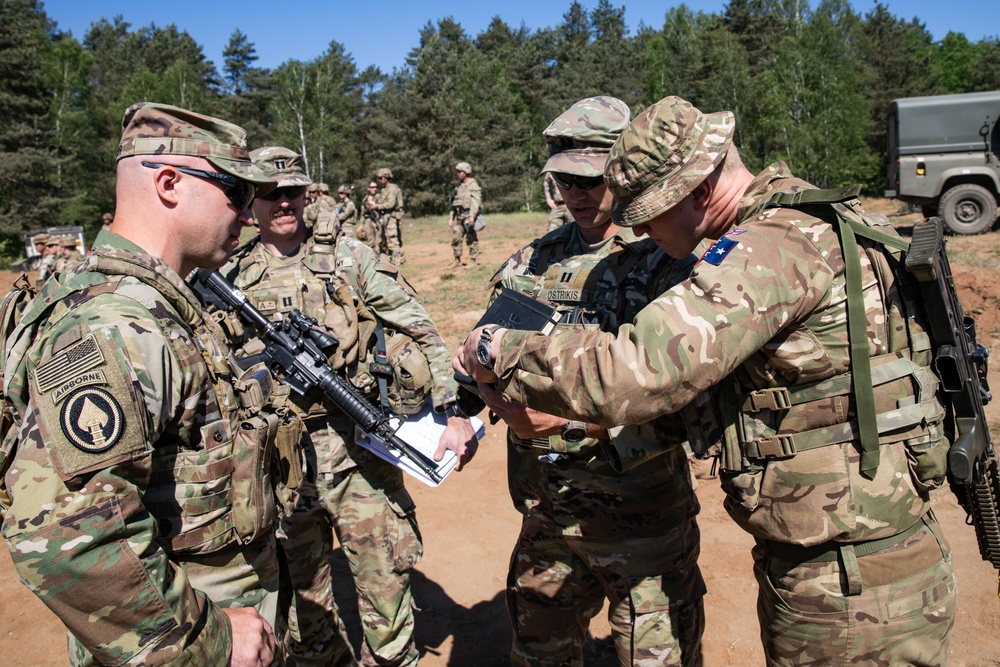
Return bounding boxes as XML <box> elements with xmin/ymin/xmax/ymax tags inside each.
<box><xmin>0</xmin><ymin>274</ymin><xmax>36</xmax><ymax>507</ymax></box>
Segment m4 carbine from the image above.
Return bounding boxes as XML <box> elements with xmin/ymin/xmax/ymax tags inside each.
<box><xmin>193</xmin><ymin>268</ymin><xmax>443</xmax><ymax>483</ymax></box>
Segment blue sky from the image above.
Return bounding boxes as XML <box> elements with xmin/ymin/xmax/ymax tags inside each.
<box><xmin>43</xmin><ymin>0</ymin><xmax>998</xmax><ymax>74</ymax></box>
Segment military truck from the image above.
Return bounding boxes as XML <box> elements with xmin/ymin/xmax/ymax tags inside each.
<box><xmin>883</xmin><ymin>90</ymin><xmax>1000</xmax><ymax>234</ymax></box>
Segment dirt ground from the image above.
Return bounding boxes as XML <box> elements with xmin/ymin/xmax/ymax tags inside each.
<box><xmin>3</xmin><ymin>204</ymin><xmax>1000</xmax><ymax>666</ymax></box>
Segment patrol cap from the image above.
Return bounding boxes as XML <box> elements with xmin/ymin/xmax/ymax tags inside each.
<box><xmin>249</xmin><ymin>146</ymin><xmax>312</xmax><ymax>188</ymax></box>
<box><xmin>606</xmin><ymin>96</ymin><xmax>735</xmax><ymax>227</ymax></box>
<box><xmin>307</xmin><ymin>183</ymin><xmax>319</xmax><ymax>193</ymax></box>
<box><xmin>45</xmin><ymin>236</ymin><xmax>60</xmax><ymax>246</ymax></box>
<box><xmin>117</xmin><ymin>102</ymin><xmax>276</xmax><ymax>195</ymax></box>
<box><xmin>318</xmin><ymin>182</ymin><xmax>330</xmax><ymax>193</ymax></box>
<box><xmin>59</xmin><ymin>236</ymin><xmax>77</xmax><ymax>248</ymax></box>
<box><xmin>541</xmin><ymin>97</ymin><xmax>631</xmax><ymax>178</ymax></box>
<box><xmin>376</xmin><ymin>167</ymin><xmax>393</xmax><ymax>179</ymax></box>
<box><xmin>31</xmin><ymin>233</ymin><xmax>49</xmax><ymax>245</ymax></box>
<box><xmin>337</xmin><ymin>184</ymin><xmax>352</xmax><ymax>195</ymax></box>
<box><xmin>455</xmin><ymin>161</ymin><xmax>472</xmax><ymax>174</ymax></box>
<box><xmin>101</xmin><ymin>213</ymin><xmax>113</xmax><ymax>222</ymax></box>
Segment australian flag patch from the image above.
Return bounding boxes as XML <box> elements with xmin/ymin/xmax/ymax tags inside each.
<box><xmin>701</xmin><ymin>229</ymin><xmax>745</xmax><ymax>266</ymax></box>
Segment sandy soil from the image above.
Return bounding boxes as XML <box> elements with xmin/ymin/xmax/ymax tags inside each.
<box><xmin>2</xmin><ymin>207</ymin><xmax>1000</xmax><ymax>666</ymax></box>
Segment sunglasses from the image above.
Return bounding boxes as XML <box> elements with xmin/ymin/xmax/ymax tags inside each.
<box><xmin>552</xmin><ymin>172</ymin><xmax>605</xmax><ymax>191</ymax></box>
<box><xmin>258</xmin><ymin>185</ymin><xmax>307</xmax><ymax>201</ymax></box>
<box><xmin>142</xmin><ymin>161</ymin><xmax>255</xmax><ymax>210</ymax></box>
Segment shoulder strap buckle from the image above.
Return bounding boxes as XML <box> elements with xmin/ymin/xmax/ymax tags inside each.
<box><xmin>742</xmin><ymin>387</ymin><xmax>792</xmax><ymax>412</ymax></box>
<box><xmin>745</xmin><ymin>434</ymin><xmax>797</xmax><ymax>460</ymax></box>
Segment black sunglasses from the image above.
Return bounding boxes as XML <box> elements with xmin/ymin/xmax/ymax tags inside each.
<box><xmin>258</xmin><ymin>185</ymin><xmax>307</xmax><ymax>201</ymax></box>
<box><xmin>552</xmin><ymin>172</ymin><xmax>605</xmax><ymax>191</ymax></box>
<box><xmin>142</xmin><ymin>161</ymin><xmax>255</xmax><ymax>210</ymax></box>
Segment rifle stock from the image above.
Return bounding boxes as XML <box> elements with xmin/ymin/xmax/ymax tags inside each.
<box><xmin>193</xmin><ymin>269</ymin><xmax>443</xmax><ymax>484</ymax></box>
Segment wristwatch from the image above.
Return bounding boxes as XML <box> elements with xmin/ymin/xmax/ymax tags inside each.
<box><xmin>442</xmin><ymin>403</ymin><xmax>466</xmax><ymax>420</ymax></box>
<box><xmin>476</xmin><ymin>325</ymin><xmax>503</xmax><ymax>371</ymax></box>
<box><xmin>561</xmin><ymin>420</ymin><xmax>588</xmax><ymax>443</ymax></box>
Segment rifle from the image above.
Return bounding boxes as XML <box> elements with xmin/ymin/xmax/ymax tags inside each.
<box><xmin>905</xmin><ymin>217</ymin><xmax>1000</xmax><ymax>577</ymax></box>
<box><xmin>192</xmin><ymin>269</ymin><xmax>443</xmax><ymax>484</ymax></box>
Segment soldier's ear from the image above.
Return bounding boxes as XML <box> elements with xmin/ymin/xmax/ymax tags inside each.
<box><xmin>690</xmin><ymin>178</ymin><xmax>714</xmax><ymax>211</ymax></box>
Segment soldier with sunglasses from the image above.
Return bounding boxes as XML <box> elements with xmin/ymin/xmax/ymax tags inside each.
<box><xmin>482</xmin><ymin>97</ymin><xmax>710</xmax><ymax>667</ymax></box>
<box><xmin>1</xmin><ymin>102</ymin><xmax>281</xmax><ymax>667</ymax></box>
<box><xmin>224</xmin><ymin>147</ymin><xmax>477</xmax><ymax>667</ymax></box>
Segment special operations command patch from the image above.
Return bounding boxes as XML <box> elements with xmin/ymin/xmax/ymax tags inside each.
<box><xmin>60</xmin><ymin>387</ymin><xmax>124</xmax><ymax>453</ymax></box>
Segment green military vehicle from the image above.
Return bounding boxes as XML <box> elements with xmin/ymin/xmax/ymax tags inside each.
<box><xmin>884</xmin><ymin>90</ymin><xmax>1000</xmax><ymax>234</ymax></box>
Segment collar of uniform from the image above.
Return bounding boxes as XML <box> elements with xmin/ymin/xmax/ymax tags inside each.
<box><xmin>735</xmin><ymin>161</ymin><xmax>796</xmax><ymax>223</ymax></box>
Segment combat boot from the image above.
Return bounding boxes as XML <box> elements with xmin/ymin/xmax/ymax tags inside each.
<box><xmin>447</xmin><ymin>259</ymin><xmax>462</xmax><ymax>269</ymax></box>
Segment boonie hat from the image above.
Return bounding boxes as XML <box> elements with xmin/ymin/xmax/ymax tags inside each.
<box><xmin>249</xmin><ymin>146</ymin><xmax>312</xmax><ymax>188</ymax></box>
<box><xmin>541</xmin><ymin>97</ymin><xmax>630</xmax><ymax>177</ymax></box>
<box><xmin>117</xmin><ymin>101</ymin><xmax>275</xmax><ymax>196</ymax></box>
<box><xmin>606</xmin><ymin>96</ymin><xmax>734</xmax><ymax>227</ymax></box>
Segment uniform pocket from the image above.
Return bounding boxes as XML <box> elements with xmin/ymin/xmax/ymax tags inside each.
<box><xmin>385</xmin><ymin>486</ymin><xmax>423</xmax><ymax>572</ymax></box>
<box><xmin>230</xmin><ymin>413</ymin><xmax>279</xmax><ymax>545</ymax></box>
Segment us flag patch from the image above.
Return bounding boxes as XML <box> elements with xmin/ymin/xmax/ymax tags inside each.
<box><xmin>34</xmin><ymin>335</ymin><xmax>105</xmax><ymax>394</ymax></box>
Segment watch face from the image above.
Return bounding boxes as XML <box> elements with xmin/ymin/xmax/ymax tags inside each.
<box><xmin>476</xmin><ymin>339</ymin><xmax>492</xmax><ymax>368</ymax></box>
<box><xmin>562</xmin><ymin>422</ymin><xmax>587</xmax><ymax>442</ymax></box>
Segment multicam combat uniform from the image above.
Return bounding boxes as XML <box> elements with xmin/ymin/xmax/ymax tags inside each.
<box><xmin>492</xmin><ymin>223</ymin><xmax>707</xmax><ymax>667</ymax></box>
<box><xmin>359</xmin><ymin>192</ymin><xmax>380</xmax><ymax>250</ymax></box>
<box><xmin>337</xmin><ymin>197</ymin><xmax>358</xmax><ymax>239</ymax></box>
<box><xmin>225</xmin><ymin>231</ymin><xmax>459</xmax><ymax>667</ymax></box>
<box><xmin>450</xmin><ymin>176</ymin><xmax>481</xmax><ymax>265</ymax></box>
<box><xmin>374</xmin><ymin>181</ymin><xmax>405</xmax><ymax>265</ymax></box>
<box><xmin>1</xmin><ymin>232</ymin><xmax>282</xmax><ymax>665</ymax></box>
<box><xmin>491</xmin><ymin>162</ymin><xmax>957</xmax><ymax>666</ymax></box>
<box><xmin>543</xmin><ymin>172</ymin><xmax>572</xmax><ymax>232</ymax></box>
<box><xmin>305</xmin><ymin>193</ymin><xmax>336</xmax><ymax>229</ymax></box>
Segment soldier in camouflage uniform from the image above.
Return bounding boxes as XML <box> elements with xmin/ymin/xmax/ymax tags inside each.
<box><xmin>371</xmin><ymin>168</ymin><xmax>405</xmax><ymax>265</ymax></box>
<box><xmin>543</xmin><ymin>171</ymin><xmax>572</xmax><ymax>232</ymax></box>
<box><xmin>100</xmin><ymin>212</ymin><xmax>113</xmax><ymax>233</ymax></box>
<box><xmin>358</xmin><ymin>181</ymin><xmax>380</xmax><ymax>248</ymax></box>
<box><xmin>53</xmin><ymin>235</ymin><xmax>79</xmax><ymax>273</ymax></box>
<box><xmin>457</xmin><ymin>96</ymin><xmax>958</xmax><ymax>667</ymax></box>
<box><xmin>337</xmin><ymin>184</ymin><xmax>358</xmax><ymax>239</ymax></box>
<box><xmin>226</xmin><ymin>146</ymin><xmax>478</xmax><ymax>667</ymax></box>
<box><xmin>305</xmin><ymin>182</ymin><xmax>336</xmax><ymax>229</ymax></box>
<box><xmin>36</xmin><ymin>236</ymin><xmax>59</xmax><ymax>282</ymax></box>
<box><xmin>487</xmin><ymin>97</ymin><xmax>707</xmax><ymax>667</ymax></box>
<box><xmin>1</xmin><ymin>102</ymin><xmax>282</xmax><ymax>667</ymax></box>
<box><xmin>448</xmin><ymin>161</ymin><xmax>481</xmax><ymax>268</ymax></box>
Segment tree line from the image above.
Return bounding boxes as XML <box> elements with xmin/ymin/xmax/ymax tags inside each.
<box><xmin>2</xmin><ymin>0</ymin><xmax>999</xmax><ymax>253</ymax></box>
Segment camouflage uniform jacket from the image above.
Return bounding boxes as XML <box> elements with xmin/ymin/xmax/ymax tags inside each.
<box><xmin>224</xmin><ymin>233</ymin><xmax>458</xmax><ymax>473</ymax></box>
<box><xmin>492</xmin><ymin>223</ymin><xmax>704</xmax><ymax>538</ymax></box>
<box><xmin>1</xmin><ymin>231</ymin><xmax>280</xmax><ymax>665</ymax></box>
<box><xmin>493</xmin><ymin>162</ymin><xmax>946</xmax><ymax>547</ymax></box>
<box><xmin>543</xmin><ymin>172</ymin><xmax>564</xmax><ymax>206</ymax></box>
<box><xmin>336</xmin><ymin>198</ymin><xmax>357</xmax><ymax>227</ymax></box>
<box><xmin>304</xmin><ymin>196</ymin><xmax>335</xmax><ymax>227</ymax></box>
<box><xmin>374</xmin><ymin>183</ymin><xmax>404</xmax><ymax>221</ymax></box>
<box><xmin>36</xmin><ymin>253</ymin><xmax>56</xmax><ymax>282</ymax></box>
<box><xmin>453</xmin><ymin>177</ymin><xmax>481</xmax><ymax>219</ymax></box>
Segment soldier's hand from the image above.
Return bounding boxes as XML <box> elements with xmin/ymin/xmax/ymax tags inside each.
<box><xmin>478</xmin><ymin>384</ymin><xmax>565</xmax><ymax>439</ymax></box>
<box><xmin>224</xmin><ymin>607</ymin><xmax>275</xmax><ymax>667</ymax></box>
<box><xmin>453</xmin><ymin>325</ymin><xmax>499</xmax><ymax>383</ymax></box>
<box><xmin>435</xmin><ymin>416</ymin><xmax>478</xmax><ymax>471</ymax></box>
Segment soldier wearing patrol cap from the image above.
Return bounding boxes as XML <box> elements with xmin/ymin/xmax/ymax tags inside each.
<box><xmin>448</xmin><ymin>161</ymin><xmax>481</xmax><ymax>268</ymax></box>
<box><xmin>225</xmin><ymin>147</ymin><xmax>478</xmax><ymax>667</ymax></box>
<box><xmin>484</xmin><ymin>96</ymin><xmax>709</xmax><ymax>667</ymax></box>
<box><xmin>369</xmin><ymin>168</ymin><xmax>405</xmax><ymax>265</ymax></box>
<box><xmin>100</xmin><ymin>212</ymin><xmax>113</xmax><ymax>233</ymax></box>
<box><xmin>457</xmin><ymin>95</ymin><xmax>958</xmax><ymax>666</ymax></box>
<box><xmin>305</xmin><ymin>182</ymin><xmax>335</xmax><ymax>230</ymax></box>
<box><xmin>1</xmin><ymin>101</ymin><xmax>282</xmax><ymax>667</ymax></box>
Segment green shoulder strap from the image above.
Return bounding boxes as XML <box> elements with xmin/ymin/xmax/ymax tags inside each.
<box><xmin>766</xmin><ymin>185</ymin><xmax>911</xmax><ymax>480</ymax></box>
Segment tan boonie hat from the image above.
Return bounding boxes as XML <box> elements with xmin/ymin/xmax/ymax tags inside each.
<box><xmin>31</xmin><ymin>233</ymin><xmax>49</xmax><ymax>245</ymax></box>
<box><xmin>606</xmin><ymin>96</ymin><xmax>735</xmax><ymax>227</ymax></box>
<box><xmin>455</xmin><ymin>161</ymin><xmax>472</xmax><ymax>174</ymax></box>
<box><xmin>117</xmin><ymin>101</ymin><xmax>275</xmax><ymax>194</ymax></box>
<box><xmin>249</xmin><ymin>146</ymin><xmax>312</xmax><ymax>188</ymax></box>
<box><xmin>541</xmin><ymin>96</ymin><xmax>630</xmax><ymax>177</ymax></box>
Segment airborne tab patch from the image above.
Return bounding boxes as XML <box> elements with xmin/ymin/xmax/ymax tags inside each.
<box><xmin>33</xmin><ymin>334</ymin><xmax>105</xmax><ymax>394</ymax></box>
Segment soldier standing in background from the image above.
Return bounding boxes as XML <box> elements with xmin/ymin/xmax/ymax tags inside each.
<box><xmin>371</xmin><ymin>168</ymin><xmax>405</xmax><ymax>265</ymax></box>
<box><xmin>485</xmin><ymin>96</ymin><xmax>707</xmax><ymax>667</ymax></box>
<box><xmin>1</xmin><ymin>102</ymin><xmax>281</xmax><ymax>667</ymax></box>
<box><xmin>360</xmin><ymin>180</ymin><xmax>382</xmax><ymax>251</ymax></box>
<box><xmin>456</xmin><ymin>96</ymin><xmax>958</xmax><ymax>667</ymax></box>
<box><xmin>543</xmin><ymin>171</ymin><xmax>572</xmax><ymax>232</ymax></box>
<box><xmin>448</xmin><ymin>161</ymin><xmax>481</xmax><ymax>268</ymax></box>
<box><xmin>305</xmin><ymin>182</ymin><xmax>335</xmax><ymax>229</ymax></box>
<box><xmin>100</xmin><ymin>212</ymin><xmax>113</xmax><ymax>233</ymax></box>
<box><xmin>337</xmin><ymin>184</ymin><xmax>358</xmax><ymax>239</ymax></box>
<box><xmin>36</xmin><ymin>236</ymin><xmax>59</xmax><ymax>282</ymax></box>
<box><xmin>227</xmin><ymin>146</ymin><xmax>478</xmax><ymax>667</ymax></box>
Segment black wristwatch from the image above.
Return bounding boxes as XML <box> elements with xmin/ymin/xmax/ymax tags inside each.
<box><xmin>561</xmin><ymin>420</ymin><xmax>588</xmax><ymax>443</ymax></box>
<box><xmin>442</xmin><ymin>403</ymin><xmax>466</xmax><ymax>420</ymax></box>
<box><xmin>476</xmin><ymin>325</ymin><xmax>503</xmax><ymax>371</ymax></box>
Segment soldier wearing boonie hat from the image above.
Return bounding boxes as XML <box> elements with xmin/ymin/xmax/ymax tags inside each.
<box><xmin>456</xmin><ymin>94</ymin><xmax>958</xmax><ymax>666</ymax></box>
<box><xmin>485</xmin><ymin>95</ymin><xmax>709</xmax><ymax>667</ymax></box>
<box><xmin>3</xmin><ymin>102</ymin><xmax>283</xmax><ymax>666</ymax></box>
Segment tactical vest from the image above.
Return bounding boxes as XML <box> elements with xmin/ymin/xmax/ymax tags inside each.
<box><xmin>228</xmin><ymin>231</ymin><xmax>431</xmax><ymax>416</ymax></box>
<box><xmin>716</xmin><ymin>185</ymin><xmax>947</xmax><ymax>546</ymax></box>
<box><xmin>1</xmin><ymin>250</ymin><xmax>278</xmax><ymax>553</ymax></box>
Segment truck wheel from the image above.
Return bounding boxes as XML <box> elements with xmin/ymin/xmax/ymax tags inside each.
<box><xmin>938</xmin><ymin>184</ymin><xmax>997</xmax><ymax>235</ymax></box>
